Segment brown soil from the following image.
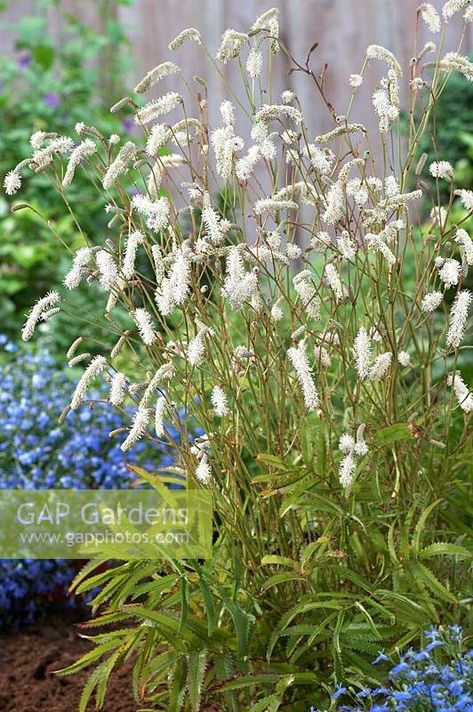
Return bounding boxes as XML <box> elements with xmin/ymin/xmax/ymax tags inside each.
<box><xmin>0</xmin><ymin>615</ymin><xmax>136</xmax><ymax>712</ymax></box>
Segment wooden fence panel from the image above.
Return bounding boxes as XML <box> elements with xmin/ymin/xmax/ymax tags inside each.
<box><xmin>1</xmin><ymin>1</ymin><xmax>472</xmax><ymax>138</ymax></box>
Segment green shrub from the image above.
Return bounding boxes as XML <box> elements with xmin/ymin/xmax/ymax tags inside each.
<box><xmin>6</xmin><ymin>6</ymin><xmax>473</xmax><ymax>711</ymax></box>
<box><xmin>0</xmin><ymin>1</ymin><xmax>131</xmax><ymax>348</ymax></box>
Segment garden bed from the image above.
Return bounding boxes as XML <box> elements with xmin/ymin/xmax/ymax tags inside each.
<box><xmin>0</xmin><ymin>615</ymin><xmax>135</xmax><ymax>712</ymax></box>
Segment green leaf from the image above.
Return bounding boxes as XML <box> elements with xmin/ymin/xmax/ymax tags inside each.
<box><xmin>374</xmin><ymin>423</ymin><xmax>414</xmax><ymax>445</ymax></box>
<box><xmin>419</xmin><ymin>542</ymin><xmax>473</xmax><ymax>560</ymax></box>
<box><xmin>187</xmin><ymin>650</ymin><xmax>207</xmax><ymax>711</ymax></box>
<box><xmin>260</xmin><ymin>555</ymin><xmax>300</xmax><ymax>569</ymax></box>
<box><xmin>408</xmin><ymin>562</ymin><xmax>458</xmax><ymax>603</ymax></box>
<box><xmin>412</xmin><ymin>499</ymin><xmax>443</xmax><ymax>553</ymax></box>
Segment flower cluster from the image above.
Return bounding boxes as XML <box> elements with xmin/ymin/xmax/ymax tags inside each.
<box><xmin>0</xmin><ymin>336</ymin><xmax>178</xmax><ymax>627</ymax></box>
<box><xmin>316</xmin><ymin>626</ymin><xmax>473</xmax><ymax>711</ymax></box>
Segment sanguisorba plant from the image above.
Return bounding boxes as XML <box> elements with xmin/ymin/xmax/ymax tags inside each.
<box><xmin>4</xmin><ymin>3</ymin><xmax>473</xmax><ymax>710</ymax></box>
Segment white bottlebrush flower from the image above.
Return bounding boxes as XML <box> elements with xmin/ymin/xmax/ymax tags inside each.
<box><xmin>254</xmin><ymin>104</ymin><xmax>303</xmax><ymax>125</ymax></box>
<box><xmin>211</xmin><ymin>386</ymin><xmax>229</xmax><ymax>416</ymax></box>
<box><xmin>30</xmin><ymin>130</ymin><xmax>48</xmax><ymax>149</ymax></box>
<box><xmin>134</xmin><ymin>308</ymin><xmax>158</xmax><ymax>346</ymax></box>
<box><xmin>30</xmin><ymin>136</ymin><xmax>74</xmax><ymax>171</ymax></box>
<box><xmin>442</xmin><ymin>0</ymin><xmax>470</xmax><ymax>20</ymax></box>
<box><xmin>372</xmin><ymin>87</ymin><xmax>399</xmax><ymax>133</ymax></box>
<box><xmin>121</xmin><ymin>408</ymin><xmax>151</xmax><ymax>451</ymax></box>
<box><xmin>465</xmin><ymin>6</ymin><xmax>473</xmax><ymax>21</ymax></box>
<box><xmin>281</xmin><ymin>89</ymin><xmax>295</xmax><ymax>103</ymax></box>
<box><xmin>287</xmin><ymin>243</ymin><xmax>302</xmax><ymax>260</ymax></box>
<box><xmin>271</xmin><ymin>299</ymin><xmax>284</xmax><ymax>321</ymax></box>
<box><xmin>339</xmin><ymin>452</ymin><xmax>356</xmax><ymax>487</ymax></box>
<box><xmin>70</xmin><ymin>355</ymin><xmax>107</xmax><ymax>410</ymax></box>
<box><xmin>220</xmin><ymin>100</ymin><xmax>235</xmax><ymax>126</ymax></box>
<box><xmin>440</xmin><ymin>52</ymin><xmax>473</xmax><ymax>81</ymax></box>
<box><xmin>287</xmin><ymin>340</ymin><xmax>319</xmax><ymax>412</ymax></box>
<box><xmin>303</xmin><ymin>144</ymin><xmax>333</xmax><ymax>175</ymax></box>
<box><xmin>366</xmin><ymin>233</ymin><xmax>396</xmax><ymax>267</ymax></box>
<box><xmin>398</xmin><ymin>351</ymin><xmax>412</xmax><ymax>367</ymax></box>
<box><xmin>253</xmin><ymin>198</ymin><xmax>299</xmax><ymax>215</ymax></box>
<box><xmin>62</xmin><ymin>139</ymin><xmax>97</xmax><ymax>188</ymax></box>
<box><xmin>419</xmin><ymin>3</ymin><xmax>441</xmax><ymax>32</ymax></box>
<box><xmin>222</xmin><ymin>247</ymin><xmax>259</xmax><ymax>310</ymax></box>
<box><xmin>322</xmin><ymin>182</ymin><xmax>345</xmax><ymax>225</ymax></box>
<box><xmin>354</xmin><ymin>423</ymin><xmax>369</xmax><ymax>456</ymax></box>
<box><xmin>366</xmin><ymin>44</ymin><xmax>402</xmax><ymax>77</ymax></box>
<box><xmin>323</xmin><ymin>263</ymin><xmax>345</xmax><ymax>302</ymax></box>
<box><xmin>455</xmin><ymin>188</ymin><xmax>473</xmax><ymax>211</ymax></box>
<box><xmin>420</xmin><ymin>291</ymin><xmax>443</xmax><ymax>313</ymax></box>
<box><xmin>66</xmin><ymin>336</ymin><xmax>84</xmax><ymax>359</ymax></box>
<box><xmin>349</xmin><ymin>74</ymin><xmax>363</xmax><ymax>87</ymax></box>
<box><xmin>354</xmin><ymin>327</ymin><xmax>372</xmax><ymax>380</ymax></box>
<box><xmin>455</xmin><ymin>228</ymin><xmax>473</xmax><ymax>266</ymax></box>
<box><xmin>246</xmin><ymin>47</ymin><xmax>263</xmax><ymax>78</ymax></box>
<box><xmin>337</xmin><ymin>230</ymin><xmax>356</xmax><ymax>260</ymax></box>
<box><xmin>122</xmin><ymin>230</ymin><xmax>145</xmax><ymax>280</ymax></box>
<box><xmin>169</xmin><ymin>27</ymin><xmax>201</xmax><ymax>51</ymax></box>
<box><xmin>339</xmin><ymin>433</ymin><xmax>355</xmax><ymax>453</ymax></box>
<box><xmin>187</xmin><ymin>332</ymin><xmax>207</xmax><ymax>367</ymax></box>
<box><xmin>438</xmin><ymin>257</ymin><xmax>461</xmax><ymax>288</ymax></box>
<box><xmin>316</xmin><ymin>124</ymin><xmax>367</xmax><ymax>145</ymax></box>
<box><xmin>236</xmin><ymin>145</ymin><xmax>261</xmax><ymax>181</ymax></box>
<box><xmin>368</xmin><ymin>352</ymin><xmax>393</xmax><ymax>381</ymax></box>
<box><xmin>96</xmin><ymin>250</ymin><xmax>119</xmax><ymax>290</ymax></box>
<box><xmin>293</xmin><ymin>271</ymin><xmax>320</xmax><ymax>319</ymax></box>
<box><xmin>68</xmin><ymin>353</ymin><xmax>91</xmax><ymax>367</ymax></box>
<box><xmin>132</xmin><ymin>194</ymin><xmax>170</xmax><ymax>232</ymax></box>
<box><xmin>216</xmin><ymin>29</ymin><xmax>248</xmax><ymax>62</ymax></box>
<box><xmin>109</xmin><ymin>371</ymin><xmax>127</xmax><ymax>406</ymax></box>
<box><xmin>139</xmin><ymin>363</ymin><xmax>175</xmax><ymax>409</ymax></box>
<box><xmin>211</xmin><ymin>123</ymin><xmax>244</xmax><ymax>178</ymax></box>
<box><xmin>446</xmin><ymin>289</ymin><xmax>472</xmax><ymax>349</ymax></box>
<box><xmin>102</xmin><ymin>141</ymin><xmax>137</xmax><ymax>190</ymax></box>
<box><xmin>155</xmin><ymin>396</ymin><xmax>167</xmax><ymax>437</ymax></box>
<box><xmin>447</xmin><ymin>371</ymin><xmax>473</xmax><ymax>412</ymax></box>
<box><xmin>164</xmin><ymin>248</ymin><xmax>191</xmax><ymax>308</ymax></box>
<box><xmin>64</xmin><ymin>247</ymin><xmax>93</xmax><ymax>289</ymax></box>
<box><xmin>134</xmin><ymin>61</ymin><xmax>181</xmax><ymax>93</ymax></box>
<box><xmin>195</xmin><ymin>454</ymin><xmax>211</xmax><ymax>483</ymax></box>
<box><xmin>429</xmin><ymin>160</ymin><xmax>453</xmax><ymax>179</ymax></box>
<box><xmin>146</xmin><ymin>124</ymin><xmax>172</xmax><ymax>156</ymax></box>
<box><xmin>135</xmin><ymin>92</ymin><xmax>182</xmax><ymax>125</ymax></box>
<box><xmin>202</xmin><ymin>191</ymin><xmax>227</xmax><ymax>243</ymax></box>
<box><xmin>3</xmin><ymin>170</ymin><xmax>22</xmax><ymax>195</ymax></box>
<box><xmin>21</xmin><ymin>291</ymin><xmax>61</xmax><ymax>341</ymax></box>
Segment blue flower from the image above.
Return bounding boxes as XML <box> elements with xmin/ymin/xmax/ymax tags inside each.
<box><xmin>373</xmin><ymin>650</ymin><xmax>390</xmax><ymax>665</ymax></box>
<box><xmin>0</xmin><ymin>343</ymin><xmax>196</xmax><ymax>628</ymax></box>
<box><xmin>332</xmin><ymin>684</ymin><xmax>347</xmax><ymax>700</ymax></box>
<box><xmin>322</xmin><ymin>627</ymin><xmax>472</xmax><ymax>711</ymax></box>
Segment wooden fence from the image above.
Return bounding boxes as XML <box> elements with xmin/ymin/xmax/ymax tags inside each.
<box><xmin>2</xmin><ymin>0</ymin><xmax>472</xmax><ymax>139</ymax></box>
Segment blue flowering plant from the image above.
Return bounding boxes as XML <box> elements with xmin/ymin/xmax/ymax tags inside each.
<box><xmin>0</xmin><ymin>336</ymin><xmax>177</xmax><ymax>627</ymax></box>
<box><xmin>316</xmin><ymin>626</ymin><xmax>473</xmax><ymax>712</ymax></box>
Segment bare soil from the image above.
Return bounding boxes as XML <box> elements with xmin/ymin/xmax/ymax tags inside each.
<box><xmin>0</xmin><ymin>615</ymin><xmax>136</xmax><ymax>712</ymax></box>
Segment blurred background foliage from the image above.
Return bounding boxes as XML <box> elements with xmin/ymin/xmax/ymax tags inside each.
<box><xmin>0</xmin><ymin>0</ymin><xmax>133</xmax><ymax>350</ymax></box>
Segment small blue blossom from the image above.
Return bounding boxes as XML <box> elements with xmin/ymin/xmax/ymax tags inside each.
<box><xmin>320</xmin><ymin>627</ymin><xmax>473</xmax><ymax>711</ymax></box>
<box><xmin>373</xmin><ymin>650</ymin><xmax>390</xmax><ymax>665</ymax></box>
<box><xmin>0</xmin><ymin>341</ymin><xmax>194</xmax><ymax>628</ymax></box>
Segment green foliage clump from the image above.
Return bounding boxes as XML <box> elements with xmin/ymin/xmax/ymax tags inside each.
<box><xmin>0</xmin><ymin>3</ymin><xmax>131</xmax><ymax>346</ymax></box>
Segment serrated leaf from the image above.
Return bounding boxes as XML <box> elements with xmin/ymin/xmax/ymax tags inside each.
<box><xmin>374</xmin><ymin>423</ymin><xmax>413</xmax><ymax>445</ymax></box>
